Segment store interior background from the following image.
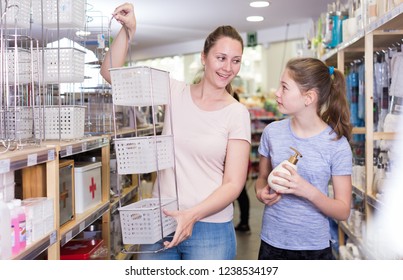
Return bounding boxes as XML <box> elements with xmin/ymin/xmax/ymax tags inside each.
<box><xmin>2</xmin><ymin>0</ymin><xmax>403</xmax><ymax>260</ymax></box>
<box><xmin>64</xmin><ymin>0</ymin><xmax>336</xmax><ymax>102</ymax></box>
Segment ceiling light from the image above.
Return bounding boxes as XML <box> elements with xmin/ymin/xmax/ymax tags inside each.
<box><xmin>250</xmin><ymin>1</ymin><xmax>270</xmax><ymax>8</ymax></box>
<box><xmin>76</xmin><ymin>30</ymin><xmax>91</xmax><ymax>37</ymax></box>
<box><xmin>246</xmin><ymin>16</ymin><xmax>264</xmax><ymax>22</ymax></box>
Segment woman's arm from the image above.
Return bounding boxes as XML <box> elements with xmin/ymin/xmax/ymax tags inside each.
<box><xmin>100</xmin><ymin>2</ymin><xmax>136</xmax><ymax>83</ymax></box>
<box><xmin>163</xmin><ymin>138</ymin><xmax>250</xmax><ymax>248</ymax></box>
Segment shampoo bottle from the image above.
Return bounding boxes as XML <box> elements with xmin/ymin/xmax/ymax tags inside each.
<box><xmin>268</xmin><ymin>147</ymin><xmax>302</xmax><ymax>192</ymax></box>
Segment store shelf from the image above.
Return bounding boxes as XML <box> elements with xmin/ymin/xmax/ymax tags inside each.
<box><xmin>366</xmin><ymin>193</ymin><xmax>384</xmax><ymax>210</ymax></box>
<box><xmin>352</xmin><ymin>127</ymin><xmax>366</xmax><ymax>134</ymax></box>
<box><xmin>110</xmin><ymin>184</ymin><xmax>138</xmax><ymax>214</ymax></box>
<box><xmin>352</xmin><ymin>185</ymin><xmax>365</xmax><ymax>199</ymax></box>
<box><xmin>366</xmin><ymin>3</ymin><xmax>403</xmax><ymax>32</ymax></box>
<box><xmin>12</xmin><ymin>230</ymin><xmax>57</xmax><ymax>260</ymax></box>
<box><xmin>322</xmin><ymin>3</ymin><xmax>403</xmax><ymax>260</ymax></box>
<box><xmin>44</xmin><ymin>135</ymin><xmax>109</xmax><ymax>158</ymax></box>
<box><xmin>321</xmin><ymin>3</ymin><xmax>403</xmax><ymax>66</ymax></box>
<box><xmin>0</xmin><ymin>146</ymin><xmax>56</xmax><ymax>174</ymax></box>
<box><xmin>59</xmin><ymin>201</ymin><xmax>110</xmax><ymax>246</ymax></box>
<box><xmin>340</xmin><ymin>221</ymin><xmax>378</xmax><ymax>260</ymax></box>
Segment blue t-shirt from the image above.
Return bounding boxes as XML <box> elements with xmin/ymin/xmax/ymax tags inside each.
<box><xmin>258</xmin><ymin>118</ymin><xmax>352</xmax><ymax>250</ymax></box>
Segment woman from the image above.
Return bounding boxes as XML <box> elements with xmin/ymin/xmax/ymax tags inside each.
<box><xmin>101</xmin><ymin>3</ymin><xmax>251</xmax><ymax>260</ymax></box>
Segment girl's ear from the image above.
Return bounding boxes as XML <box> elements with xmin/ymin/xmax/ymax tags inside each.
<box><xmin>201</xmin><ymin>52</ymin><xmax>206</xmax><ymax>66</ymax></box>
<box><xmin>304</xmin><ymin>89</ymin><xmax>318</xmax><ymax>107</ymax></box>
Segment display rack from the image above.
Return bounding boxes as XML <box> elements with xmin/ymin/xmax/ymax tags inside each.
<box><xmin>108</xmin><ymin>64</ymin><xmax>178</xmax><ymax>254</ymax></box>
<box><xmin>321</xmin><ymin>3</ymin><xmax>403</xmax><ymax>259</ymax></box>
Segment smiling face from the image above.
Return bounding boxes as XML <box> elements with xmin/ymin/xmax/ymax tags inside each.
<box><xmin>275</xmin><ymin>69</ymin><xmax>307</xmax><ymax>115</ymax></box>
<box><xmin>201</xmin><ymin>36</ymin><xmax>243</xmax><ymax>90</ymax></box>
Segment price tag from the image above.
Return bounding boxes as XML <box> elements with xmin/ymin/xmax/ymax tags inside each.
<box><xmin>79</xmin><ymin>222</ymin><xmax>86</xmax><ymax>232</ymax></box>
<box><xmin>0</xmin><ymin>159</ymin><xmax>11</xmax><ymax>173</ymax></box>
<box><xmin>48</xmin><ymin>149</ymin><xmax>55</xmax><ymax>161</ymax></box>
<box><xmin>65</xmin><ymin>231</ymin><xmax>73</xmax><ymax>243</ymax></box>
<box><xmin>50</xmin><ymin>231</ymin><xmax>57</xmax><ymax>245</ymax></box>
<box><xmin>27</xmin><ymin>154</ymin><xmax>38</xmax><ymax>166</ymax></box>
<box><xmin>66</xmin><ymin>145</ymin><xmax>73</xmax><ymax>156</ymax></box>
<box><xmin>82</xmin><ymin>141</ymin><xmax>87</xmax><ymax>152</ymax></box>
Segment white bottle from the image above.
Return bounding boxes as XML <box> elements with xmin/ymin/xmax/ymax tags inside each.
<box><xmin>268</xmin><ymin>147</ymin><xmax>302</xmax><ymax>192</ymax></box>
<box><xmin>0</xmin><ymin>193</ymin><xmax>12</xmax><ymax>259</ymax></box>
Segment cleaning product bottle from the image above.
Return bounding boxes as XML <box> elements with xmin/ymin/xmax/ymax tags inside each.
<box><xmin>0</xmin><ymin>193</ymin><xmax>12</xmax><ymax>259</ymax></box>
<box><xmin>267</xmin><ymin>147</ymin><xmax>303</xmax><ymax>192</ymax></box>
<box><xmin>7</xmin><ymin>202</ymin><xmax>20</xmax><ymax>255</ymax></box>
<box><xmin>12</xmin><ymin>199</ymin><xmax>26</xmax><ymax>251</ymax></box>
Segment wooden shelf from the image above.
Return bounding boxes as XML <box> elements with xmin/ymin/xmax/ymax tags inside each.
<box><xmin>0</xmin><ymin>146</ymin><xmax>56</xmax><ymax>173</ymax></box>
<box><xmin>110</xmin><ymin>184</ymin><xmax>138</xmax><ymax>214</ymax></box>
<box><xmin>323</xmin><ymin>3</ymin><xmax>402</xmax><ymax>260</ymax></box>
<box><xmin>12</xmin><ymin>230</ymin><xmax>57</xmax><ymax>260</ymax></box>
<box><xmin>59</xmin><ymin>201</ymin><xmax>110</xmax><ymax>246</ymax></box>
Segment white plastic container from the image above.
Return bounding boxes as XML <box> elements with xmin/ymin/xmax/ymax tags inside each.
<box><xmin>74</xmin><ymin>162</ymin><xmax>102</xmax><ymax>214</ymax></box>
<box><xmin>118</xmin><ymin>198</ymin><xmax>177</xmax><ymax>245</ymax></box>
<box><xmin>0</xmin><ymin>193</ymin><xmax>12</xmax><ymax>259</ymax></box>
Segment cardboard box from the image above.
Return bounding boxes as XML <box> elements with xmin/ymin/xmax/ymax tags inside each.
<box><xmin>74</xmin><ymin>162</ymin><xmax>102</xmax><ymax>213</ymax></box>
<box><xmin>59</xmin><ymin>160</ymin><xmax>75</xmax><ymax>226</ymax></box>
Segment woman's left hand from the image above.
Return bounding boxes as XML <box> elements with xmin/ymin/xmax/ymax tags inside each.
<box><xmin>162</xmin><ymin>208</ymin><xmax>196</xmax><ymax>248</ymax></box>
<box><xmin>272</xmin><ymin>164</ymin><xmax>314</xmax><ymax>199</ymax></box>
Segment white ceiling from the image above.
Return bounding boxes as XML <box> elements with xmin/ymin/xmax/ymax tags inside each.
<box><xmin>85</xmin><ymin>0</ymin><xmax>336</xmax><ymax>56</ymax></box>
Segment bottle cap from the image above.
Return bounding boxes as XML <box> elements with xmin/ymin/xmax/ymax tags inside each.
<box><xmin>288</xmin><ymin>147</ymin><xmax>303</xmax><ymax>164</ymax></box>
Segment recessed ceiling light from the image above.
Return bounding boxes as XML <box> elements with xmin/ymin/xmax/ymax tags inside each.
<box><xmin>76</xmin><ymin>30</ymin><xmax>91</xmax><ymax>37</ymax></box>
<box><xmin>246</xmin><ymin>16</ymin><xmax>264</xmax><ymax>22</ymax></box>
<box><xmin>250</xmin><ymin>1</ymin><xmax>270</xmax><ymax>8</ymax></box>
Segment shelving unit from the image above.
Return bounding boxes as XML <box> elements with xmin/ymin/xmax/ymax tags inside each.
<box><xmin>1</xmin><ymin>125</ymin><xmax>161</xmax><ymax>259</ymax></box>
<box><xmin>321</xmin><ymin>3</ymin><xmax>403</xmax><ymax>259</ymax></box>
<box><xmin>249</xmin><ymin>115</ymin><xmax>283</xmax><ymax>179</ymax></box>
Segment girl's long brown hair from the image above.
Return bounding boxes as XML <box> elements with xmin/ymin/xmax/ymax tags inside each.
<box><xmin>286</xmin><ymin>57</ymin><xmax>352</xmax><ymax>141</ymax></box>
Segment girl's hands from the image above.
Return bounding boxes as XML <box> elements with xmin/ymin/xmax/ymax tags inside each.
<box><xmin>271</xmin><ymin>164</ymin><xmax>314</xmax><ymax>200</ymax></box>
<box><xmin>256</xmin><ymin>184</ymin><xmax>282</xmax><ymax>206</ymax></box>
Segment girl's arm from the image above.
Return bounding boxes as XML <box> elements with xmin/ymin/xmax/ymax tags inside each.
<box><xmin>255</xmin><ymin>155</ymin><xmax>282</xmax><ymax>205</ymax></box>
<box><xmin>274</xmin><ymin>165</ymin><xmax>352</xmax><ymax>221</ymax></box>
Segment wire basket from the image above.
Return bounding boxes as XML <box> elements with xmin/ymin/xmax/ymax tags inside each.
<box><xmin>0</xmin><ymin>106</ymin><xmax>33</xmax><ymax>140</ymax></box>
<box><xmin>114</xmin><ymin>135</ymin><xmax>174</xmax><ymax>174</ymax></box>
<box><xmin>31</xmin><ymin>0</ymin><xmax>86</xmax><ymax>29</ymax></box>
<box><xmin>34</xmin><ymin>106</ymin><xmax>85</xmax><ymax>140</ymax></box>
<box><xmin>41</xmin><ymin>48</ymin><xmax>85</xmax><ymax>84</ymax></box>
<box><xmin>0</xmin><ymin>0</ymin><xmax>31</xmax><ymax>29</ymax></box>
<box><xmin>1</xmin><ymin>49</ymin><xmax>32</xmax><ymax>84</ymax></box>
<box><xmin>109</xmin><ymin>66</ymin><xmax>170</xmax><ymax>106</ymax></box>
<box><xmin>118</xmin><ymin>198</ymin><xmax>177</xmax><ymax>245</ymax></box>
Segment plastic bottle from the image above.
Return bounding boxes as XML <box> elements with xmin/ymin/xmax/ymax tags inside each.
<box><xmin>0</xmin><ymin>193</ymin><xmax>12</xmax><ymax>259</ymax></box>
<box><xmin>267</xmin><ymin>147</ymin><xmax>303</xmax><ymax>192</ymax></box>
<box><xmin>12</xmin><ymin>199</ymin><xmax>26</xmax><ymax>251</ymax></box>
<box><xmin>7</xmin><ymin>202</ymin><xmax>20</xmax><ymax>255</ymax></box>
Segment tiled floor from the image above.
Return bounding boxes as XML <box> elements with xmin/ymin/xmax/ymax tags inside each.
<box><xmin>233</xmin><ymin>179</ymin><xmax>264</xmax><ymax>260</ymax></box>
